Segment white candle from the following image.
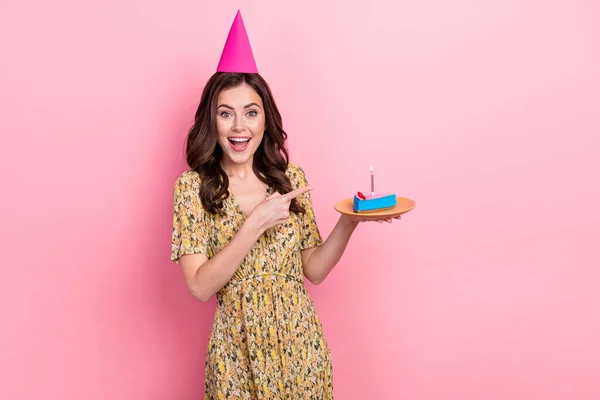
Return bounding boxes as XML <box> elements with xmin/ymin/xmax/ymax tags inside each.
<box><xmin>370</xmin><ymin>165</ymin><xmax>374</xmax><ymax>196</ymax></box>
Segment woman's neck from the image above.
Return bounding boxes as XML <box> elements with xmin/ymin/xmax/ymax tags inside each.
<box><xmin>221</xmin><ymin>159</ymin><xmax>254</xmax><ymax>180</ymax></box>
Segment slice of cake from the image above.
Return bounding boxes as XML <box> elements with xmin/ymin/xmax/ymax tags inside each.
<box><xmin>353</xmin><ymin>191</ymin><xmax>397</xmax><ymax>213</ymax></box>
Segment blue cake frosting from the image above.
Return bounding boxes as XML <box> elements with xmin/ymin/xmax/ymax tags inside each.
<box><xmin>353</xmin><ymin>193</ymin><xmax>397</xmax><ymax>212</ymax></box>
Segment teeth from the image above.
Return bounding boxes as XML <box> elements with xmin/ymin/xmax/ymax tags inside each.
<box><xmin>229</xmin><ymin>138</ymin><xmax>250</xmax><ymax>143</ymax></box>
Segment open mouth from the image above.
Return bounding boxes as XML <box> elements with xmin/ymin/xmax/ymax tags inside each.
<box><xmin>228</xmin><ymin>137</ymin><xmax>251</xmax><ymax>152</ymax></box>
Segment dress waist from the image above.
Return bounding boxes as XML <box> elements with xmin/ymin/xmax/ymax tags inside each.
<box><xmin>217</xmin><ymin>272</ymin><xmax>304</xmax><ymax>297</ymax></box>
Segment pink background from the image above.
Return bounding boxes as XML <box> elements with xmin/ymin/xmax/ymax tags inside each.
<box><xmin>2</xmin><ymin>0</ymin><xmax>599</xmax><ymax>398</ymax></box>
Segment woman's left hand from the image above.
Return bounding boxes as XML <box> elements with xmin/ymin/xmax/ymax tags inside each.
<box><xmin>340</xmin><ymin>214</ymin><xmax>402</xmax><ymax>224</ymax></box>
<box><xmin>368</xmin><ymin>215</ymin><xmax>402</xmax><ymax>224</ymax></box>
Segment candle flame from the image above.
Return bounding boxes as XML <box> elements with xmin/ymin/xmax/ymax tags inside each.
<box><xmin>370</xmin><ymin>165</ymin><xmax>373</xmax><ymax>172</ymax></box>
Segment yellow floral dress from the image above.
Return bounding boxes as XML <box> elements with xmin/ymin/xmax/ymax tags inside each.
<box><xmin>171</xmin><ymin>163</ymin><xmax>333</xmax><ymax>399</ymax></box>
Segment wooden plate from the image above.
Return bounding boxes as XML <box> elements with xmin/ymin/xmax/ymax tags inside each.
<box><xmin>334</xmin><ymin>196</ymin><xmax>416</xmax><ymax>220</ymax></box>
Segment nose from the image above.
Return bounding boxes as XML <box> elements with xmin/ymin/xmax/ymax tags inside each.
<box><xmin>232</xmin><ymin>116</ymin><xmax>244</xmax><ymax>132</ymax></box>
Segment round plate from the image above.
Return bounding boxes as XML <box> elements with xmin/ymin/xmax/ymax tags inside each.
<box><xmin>334</xmin><ymin>196</ymin><xmax>416</xmax><ymax>220</ymax></box>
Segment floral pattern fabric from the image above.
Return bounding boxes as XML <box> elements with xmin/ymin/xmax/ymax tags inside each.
<box><xmin>171</xmin><ymin>163</ymin><xmax>333</xmax><ymax>399</ymax></box>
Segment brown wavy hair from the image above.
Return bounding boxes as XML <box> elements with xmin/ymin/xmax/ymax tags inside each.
<box><xmin>185</xmin><ymin>72</ymin><xmax>305</xmax><ymax>216</ymax></box>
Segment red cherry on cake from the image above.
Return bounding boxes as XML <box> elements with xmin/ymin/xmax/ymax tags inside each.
<box><xmin>357</xmin><ymin>191</ymin><xmax>366</xmax><ymax>200</ymax></box>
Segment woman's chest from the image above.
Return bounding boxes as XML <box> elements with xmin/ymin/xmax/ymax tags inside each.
<box><xmin>206</xmin><ymin>205</ymin><xmax>302</xmax><ymax>261</ymax></box>
<box><xmin>227</xmin><ymin>179</ymin><xmax>269</xmax><ymax>217</ymax></box>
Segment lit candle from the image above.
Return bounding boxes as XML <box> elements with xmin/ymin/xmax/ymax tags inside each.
<box><xmin>370</xmin><ymin>165</ymin><xmax>375</xmax><ymax>196</ymax></box>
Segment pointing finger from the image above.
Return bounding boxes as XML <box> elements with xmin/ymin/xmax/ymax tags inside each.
<box><xmin>281</xmin><ymin>186</ymin><xmax>313</xmax><ymax>201</ymax></box>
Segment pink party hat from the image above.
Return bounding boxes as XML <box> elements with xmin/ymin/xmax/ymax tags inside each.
<box><xmin>216</xmin><ymin>10</ymin><xmax>258</xmax><ymax>73</ymax></box>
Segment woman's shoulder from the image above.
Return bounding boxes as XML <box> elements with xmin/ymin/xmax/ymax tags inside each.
<box><xmin>285</xmin><ymin>162</ymin><xmax>309</xmax><ymax>185</ymax></box>
<box><xmin>286</xmin><ymin>162</ymin><xmax>307</xmax><ymax>176</ymax></box>
<box><xmin>174</xmin><ymin>169</ymin><xmax>201</xmax><ymax>190</ymax></box>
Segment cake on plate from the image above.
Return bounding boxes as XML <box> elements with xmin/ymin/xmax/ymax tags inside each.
<box><xmin>353</xmin><ymin>191</ymin><xmax>397</xmax><ymax>213</ymax></box>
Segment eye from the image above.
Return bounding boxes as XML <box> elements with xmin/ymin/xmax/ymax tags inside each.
<box><xmin>247</xmin><ymin>110</ymin><xmax>257</xmax><ymax>117</ymax></box>
<box><xmin>219</xmin><ymin>111</ymin><xmax>232</xmax><ymax>118</ymax></box>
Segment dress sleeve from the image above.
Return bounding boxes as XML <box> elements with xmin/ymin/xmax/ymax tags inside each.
<box><xmin>170</xmin><ymin>171</ymin><xmax>211</xmax><ymax>264</ymax></box>
<box><xmin>293</xmin><ymin>165</ymin><xmax>324</xmax><ymax>250</ymax></box>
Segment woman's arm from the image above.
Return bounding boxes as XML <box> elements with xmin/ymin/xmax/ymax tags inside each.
<box><xmin>301</xmin><ymin>215</ymin><xmax>359</xmax><ymax>285</ymax></box>
<box><xmin>179</xmin><ymin>219</ymin><xmax>263</xmax><ymax>302</ymax></box>
<box><xmin>301</xmin><ymin>214</ymin><xmax>401</xmax><ymax>284</ymax></box>
<box><xmin>179</xmin><ymin>187</ymin><xmax>312</xmax><ymax>302</ymax></box>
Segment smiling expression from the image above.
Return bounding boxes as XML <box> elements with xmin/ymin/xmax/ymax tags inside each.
<box><xmin>216</xmin><ymin>83</ymin><xmax>266</xmax><ymax>167</ymax></box>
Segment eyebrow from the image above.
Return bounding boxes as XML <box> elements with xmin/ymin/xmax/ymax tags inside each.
<box><xmin>217</xmin><ymin>102</ymin><xmax>261</xmax><ymax>110</ymax></box>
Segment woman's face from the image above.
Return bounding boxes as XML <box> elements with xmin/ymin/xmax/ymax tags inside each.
<box><xmin>215</xmin><ymin>83</ymin><xmax>266</xmax><ymax>168</ymax></box>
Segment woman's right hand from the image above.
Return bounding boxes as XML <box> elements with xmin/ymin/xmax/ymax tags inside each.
<box><xmin>249</xmin><ymin>186</ymin><xmax>313</xmax><ymax>233</ymax></box>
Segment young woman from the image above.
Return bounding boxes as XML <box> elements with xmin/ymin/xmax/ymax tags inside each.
<box><xmin>170</xmin><ymin>12</ymin><xmax>400</xmax><ymax>399</ymax></box>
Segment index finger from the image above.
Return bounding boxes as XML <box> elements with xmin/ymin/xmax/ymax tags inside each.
<box><xmin>281</xmin><ymin>186</ymin><xmax>313</xmax><ymax>201</ymax></box>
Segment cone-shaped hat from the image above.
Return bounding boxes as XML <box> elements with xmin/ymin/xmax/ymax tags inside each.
<box><xmin>216</xmin><ymin>10</ymin><xmax>258</xmax><ymax>73</ymax></box>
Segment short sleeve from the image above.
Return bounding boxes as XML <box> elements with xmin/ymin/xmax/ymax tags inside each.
<box><xmin>170</xmin><ymin>171</ymin><xmax>211</xmax><ymax>264</ymax></box>
<box><xmin>291</xmin><ymin>164</ymin><xmax>324</xmax><ymax>250</ymax></box>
